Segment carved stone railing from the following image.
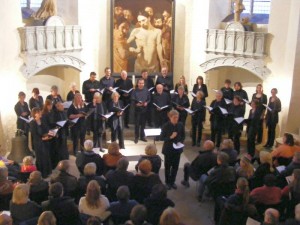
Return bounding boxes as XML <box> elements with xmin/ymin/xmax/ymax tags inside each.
<box><xmin>18</xmin><ymin>25</ymin><xmax>85</xmax><ymax>78</ymax></box>
<box><xmin>205</xmin><ymin>29</ymin><xmax>268</xmax><ymax>58</ymax></box>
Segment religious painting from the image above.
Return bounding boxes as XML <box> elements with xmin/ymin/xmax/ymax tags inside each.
<box><xmin>111</xmin><ymin>0</ymin><xmax>175</xmax><ymax>75</ymax></box>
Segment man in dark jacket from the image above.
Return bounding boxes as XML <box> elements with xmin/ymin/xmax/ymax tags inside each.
<box><xmin>181</xmin><ymin>140</ymin><xmax>217</xmax><ymax>188</ymax></box>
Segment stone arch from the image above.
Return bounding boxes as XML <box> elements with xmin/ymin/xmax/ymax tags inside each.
<box><xmin>200</xmin><ymin>56</ymin><xmax>270</xmax><ymax>80</ymax></box>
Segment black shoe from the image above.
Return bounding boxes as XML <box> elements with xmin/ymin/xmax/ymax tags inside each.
<box><xmin>125</xmin><ymin>125</ymin><xmax>129</xmax><ymax>129</ymax></box>
<box><xmin>192</xmin><ymin>143</ymin><xmax>196</xmax><ymax>147</ymax></box>
<box><xmin>197</xmin><ymin>195</ymin><xmax>202</xmax><ymax>202</ymax></box>
<box><xmin>197</xmin><ymin>143</ymin><xmax>200</xmax><ymax>147</ymax></box>
<box><xmin>181</xmin><ymin>180</ymin><xmax>190</xmax><ymax>188</ymax></box>
<box><xmin>99</xmin><ymin>149</ymin><xmax>105</xmax><ymax>153</ymax></box>
<box><xmin>171</xmin><ymin>183</ymin><xmax>177</xmax><ymax>190</ymax></box>
<box><xmin>166</xmin><ymin>184</ymin><xmax>172</xmax><ymax>190</ymax></box>
<box><xmin>140</xmin><ymin>138</ymin><xmax>147</xmax><ymax>142</ymax></box>
<box><xmin>134</xmin><ymin>138</ymin><xmax>138</xmax><ymax>144</ymax></box>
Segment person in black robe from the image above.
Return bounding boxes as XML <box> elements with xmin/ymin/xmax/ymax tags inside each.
<box><xmin>251</xmin><ymin>84</ymin><xmax>267</xmax><ymax>144</ymax></box>
<box><xmin>160</xmin><ymin>110</ymin><xmax>185</xmax><ymax>190</ymax></box>
<box><xmin>174</xmin><ymin>75</ymin><xmax>188</xmax><ymax>94</ymax></box>
<box><xmin>192</xmin><ymin>76</ymin><xmax>208</xmax><ymax>102</ymax></box>
<box><xmin>234</xmin><ymin>81</ymin><xmax>248</xmax><ymax>102</ymax></box>
<box><xmin>108</xmin><ymin>92</ymin><xmax>125</xmax><ymax>149</ymax></box>
<box><xmin>220</xmin><ymin>79</ymin><xmax>234</xmax><ymax>101</ymax></box>
<box><xmin>66</xmin><ymin>82</ymin><xmax>80</xmax><ymax>102</ymax></box>
<box><xmin>29</xmin><ymin>88</ymin><xmax>44</xmax><ymax>110</ymax></box>
<box><xmin>100</xmin><ymin>67</ymin><xmax>115</xmax><ymax>107</ymax></box>
<box><xmin>114</xmin><ymin>70</ymin><xmax>133</xmax><ymax>128</ymax></box>
<box><xmin>209</xmin><ymin>91</ymin><xmax>227</xmax><ymax>148</ymax></box>
<box><xmin>131</xmin><ymin>79</ymin><xmax>150</xmax><ymax>143</ymax></box>
<box><xmin>29</xmin><ymin>107</ymin><xmax>52</xmax><ymax>178</ymax></box>
<box><xmin>172</xmin><ymin>85</ymin><xmax>190</xmax><ymax>127</ymax></box>
<box><xmin>190</xmin><ymin>91</ymin><xmax>206</xmax><ymax>146</ymax></box>
<box><xmin>153</xmin><ymin>84</ymin><xmax>171</xmax><ymax>129</ymax></box>
<box><xmin>227</xmin><ymin>96</ymin><xmax>245</xmax><ymax>152</ymax></box>
<box><xmin>246</xmin><ymin>99</ymin><xmax>262</xmax><ymax>157</ymax></box>
<box><xmin>264</xmin><ymin>88</ymin><xmax>281</xmax><ymax>148</ymax></box>
<box><xmin>88</xmin><ymin>92</ymin><xmax>106</xmax><ymax>152</ymax></box>
<box><xmin>67</xmin><ymin>93</ymin><xmax>87</xmax><ymax>155</ymax></box>
<box><xmin>82</xmin><ymin>72</ymin><xmax>100</xmax><ymax>103</ymax></box>
<box><xmin>141</xmin><ymin>69</ymin><xmax>155</xmax><ymax>127</ymax></box>
<box><xmin>155</xmin><ymin>66</ymin><xmax>173</xmax><ymax>93</ymax></box>
<box><xmin>53</xmin><ymin>102</ymin><xmax>69</xmax><ymax>161</ymax></box>
<box><xmin>14</xmin><ymin>91</ymin><xmax>31</xmax><ymax>135</ymax></box>
<box><xmin>46</xmin><ymin>85</ymin><xmax>63</xmax><ymax>109</ymax></box>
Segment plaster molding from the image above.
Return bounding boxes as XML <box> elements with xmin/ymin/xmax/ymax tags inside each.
<box><xmin>200</xmin><ymin>56</ymin><xmax>271</xmax><ymax>80</ymax></box>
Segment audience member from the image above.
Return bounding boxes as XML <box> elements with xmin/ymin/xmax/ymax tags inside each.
<box><xmin>78</xmin><ymin>180</ymin><xmax>110</xmax><ymax>221</ymax></box>
<box><xmin>181</xmin><ymin>140</ymin><xmax>217</xmax><ymax>188</ymax></box>
<box><xmin>236</xmin><ymin>154</ymin><xmax>255</xmax><ymax>179</ymax></box>
<box><xmin>0</xmin><ymin>214</ymin><xmax>13</xmax><ymax>225</ymax></box>
<box><xmin>272</xmin><ymin>133</ymin><xmax>300</xmax><ymax>161</ymax></box>
<box><xmin>220</xmin><ymin>139</ymin><xmax>238</xmax><ymax>166</ymax></box>
<box><xmin>0</xmin><ymin>167</ymin><xmax>14</xmax><ymax>195</ymax></box>
<box><xmin>10</xmin><ymin>184</ymin><xmax>42</xmax><ymax>225</ymax></box>
<box><xmin>42</xmin><ymin>182</ymin><xmax>80</xmax><ymax>225</ymax></box>
<box><xmin>86</xmin><ymin>217</ymin><xmax>102</xmax><ymax>225</ymax></box>
<box><xmin>144</xmin><ymin>184</ymin><xmax>175</xmax><ymax>225</ymax></box>
<box><xmin>105</xmin><ymin>157</ymin><xmax>134</xmax><ymax>201</ymax></box>
<box><xmin>135</xmin><ymin>144</ymin><xmax>162</xmax><ymax>174</ymax></box>
<box><xmin>263</xmin><ymin>208</ymin><xmax>280</xmax><ymax>225</ymax></box>
<box><xmin>108</xmin><ymin>185</ymin><xmax>138</xmax><ymax>224</ymax></box>
<box><xmin>159</xmin><ymin>207</ymin><xmax>184</xmax><ymax>225</ymax></box>
<box><xmin>27</xmin><ymin>171</ymin><xmax>49</xmax><ymax>204</ymax></box>
<box><xmin>285</xmin><ymin>203</ymin><xmax>300</xmax><ymax>225</ymax></box>
<box><xmin>20</xmin><ymin>156</ymin><xmax>37</xmax><ymax>173</ymax></box>
<box><xmin>124</xmin><ymin>204</ymin><xmax>152</xmax><ymax>225</ymax></box>
<box><xmin>103</xmin><ymin>142</ymin><xmax>123</xmax><ymax>171</ymax></box>
<box><xmin>130</xmin><ymin>160</ymin><xmax>162</xmax><ymax>203</ymax></box>
<box><xmin>76</xmin><ymin>140</ymin><xmax>104</xmax><ymax>175</ymax></box>
<box><xmin>280</xmin><ymin>152</ymin><xmax>300</xmax><ymax>177</ymax></box>
<box><xmin>50</xmin><ymin>160</ymin><xmax>78</xmax><ymax>197</ymax></box>
<box><xmin>37</xmin><ymin>211</ymin><xmax>56</xmax><ymax>225</ymax></box>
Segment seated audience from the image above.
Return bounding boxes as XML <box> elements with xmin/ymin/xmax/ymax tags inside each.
<box><xmin>220</xmin><ymin>139</ymin><xmax>238</xmax><ymax>166</ymax></box>
<box><xmin>50</xmin><ymin>160</ymin><xmax>78</xmax><ymax>197</ymax></box>
<box><xmin>130</xmin><ymin>160</ymin><xmax>162</xmax><ymax>203</ymax></box>
<box><xmin>10</xmin><ymin>184</ymin><xmax>42</xmax><ymax>225</ymax></box>
<box><xmin>0</xmin><ymin>167</ymin><xmax>14</xmax><ymax>195</ymax></box>
<box><xmin>0</xmin><ymin>155</ymin><xmax>19</xmax><ymax>179</ymax></box>
<box><xmin>105</xmin><ymin>157</ymin><xmax>134</xmax><ymax>201</ymax></box>
<box><xmin>78</xmin><ymin>180</ymin><xmax>110</xmax><ymax>221</ymax></box>
<box><xmin>37</xmin><ymin>211</ymin><xmax>56</xmax><ymax>225</ymax></box>
<box><xmin>86</xmin><ymin>217</ymin><xmax>102</xmax><ymax>225</ymax></box>
<box><xmin>198</xmin><ymin>152</ymin><xmax>236</xmax><ymax>201</ymax></box>
<box><xmin>42</xmin><ymin>182</ymin><xmax>80</xmax><ymax>225</ymax></box>
<box><xmin>124</xmin><ymin>204</ymin><xmax>152</xmax><ymax>225</ymax></box>
<box><xmin>108</xmin><ymin>185</ymin><xmax>138</xmax><ymax>224</ymax></box>
<box><xmin>280</xmin><ymin>152</ymin><xmax>300</xmax><ymax>177</ymax></box>
<box><xmin>103</xmin><ymin>142</ymin><xmax>123</xmax><ymax>171</ymax></box>
<box><xmin>285</xmin><ymin>203</ymin><xmax>300</xmax><ymax>225</ymax></box>
<box><xmin>76</xmin><ymin>140</ymin><xmax>104</xmax><ymax>176</ymax></box>
<box><xmin>27</xmin><ymin>171</ymin><xmax>49</xmax><ymax>204</ymax></box>
<box><xmin>159</xmin><ymin>207</ymin><xmax>185</xmax><ymax>225</ymax></box>
<box><xmin>78</xmin><ymin>162</ymin><xmax>106</xmax><ymax>196</ymax></box>
<box><xmin>135</xmin><ymin>144</ymin><xmax>162</xmax><ymax>174</ymax></box>
<box><xmin>236</xmin><ymin>154</ymin><xmax>255</xmax><ymax>179</ymax></box>
<box><xmin>20</xmin><ymin>156</ymin><xmax>37</xmax><ymax>173</ymax></box>
<box><xmin>0</xmin><ymin>214</ymin><xmax>13</xmax><ymax>225</ymax></box>
<box><xmin>218</xmin><ymin>177</ymin><xmax>257</xmax><ymax>225</ymax></box>
<box><xmin>250</xmin><ymin>174</ymin><xmax>282</xmax><ymax>205</ymax></box>
<box><xmin>263</xmin><ymin>208</ymin><xmax>280</xmax><ymax>225</ymax></box>
<box><xmin>181</xmin><ymin>140</ymin><xmax>217</xmax><ymax>188</ymax></box>
<box><xmin>272</xmin><ymin>133</ymin><xmax>300</xmax><ymax>161</ymax></box>
<box><xmin>144</xmin><ymin>184</ymin><xmax>175</xmax><ymax>225</ymax></box>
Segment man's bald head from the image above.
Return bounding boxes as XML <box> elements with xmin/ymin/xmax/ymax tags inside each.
<box><xmin>203</xmin><ymin>140</ymin><xmax>215</xmax><ymax>151</ymax></box>
<box><xmin>264</xmin><ymin>208</ymin><xmax>279</xmax><ymax>224</ymax></box>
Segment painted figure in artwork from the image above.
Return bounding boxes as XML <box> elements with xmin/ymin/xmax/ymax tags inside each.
<box><xmin>234</xmin><ymin>0</ymin><xmax>245</xmax><ymax>22</ymax></box>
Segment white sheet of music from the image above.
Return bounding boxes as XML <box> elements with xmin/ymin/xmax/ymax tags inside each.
<box><xmin>173</xmin><ymin>142</ymin><xmax>184</xmax><ymax>149</ymax></box>
<box><xmin>19</xmin><ymin>116</ymin><xmax>33</xmax><ymax>123</ymax></box>
<box><xmin>219</xmin><ymin>106</ymin><xmax>228</xmax><ymax>115</ymax></box>
<box><xmin>62</xmin><ymin>101</ymin><xmax>72</xmax><ymax>109</ymax></box>
<box><xmin>144</xmin><ymin>129</ymin><xmax>161</xmax><ymax>137</ymax></box>
<box><xmin>263</xmin><ymin>104</ymin><xmax>272</xmax><ymax>112</ymax></box>
<box><xmin>224</xmin><ymin>98</ymin><xmax>232</xmax><ymax>104</ymax></box>
<box><xmin>246</xmin><ymin>217</ymin><xmax>260</xmax><ymax>225</ymax></box>
<box><xmin>234</xmin><ymin>117</ymin><xmax>245</xmax><ymax>124</ymax></box>
<box><xmin>56</xmin><ymin>120</ymin><xmax>67</xmax><ymax>127</ymax></box>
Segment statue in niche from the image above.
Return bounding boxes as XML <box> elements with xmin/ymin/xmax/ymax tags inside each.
<box><xmin>234</xmin><ymin>0</ymin><xmax>245</xmax><ymax>22</ymax></box>
<box><xmin>28</xmin><ymin>0</ymin><xmax>57</xmax><ymax>25</ymax></box>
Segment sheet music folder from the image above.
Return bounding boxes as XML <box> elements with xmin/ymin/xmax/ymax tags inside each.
<box><xmin>144</xmin><ymin>129</ymin><xmax>161</xmax><ymax>137</ymax></box>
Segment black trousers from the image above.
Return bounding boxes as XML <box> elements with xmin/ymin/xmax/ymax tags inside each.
<box><xmin>228</xmin><ymin>126</ymin><xmax>242</xmax><ymax>152</ymax></box>
<box><xmin>256</xmin><ymin>119</ymin><xmax>264</xmax><ymax>143</ymax></box>
<box><xmin>122</xmin><ymin>98</ymin><xmax>131</xmax><ymax>126</ymax></box>
<box><xmin>192</xmin><ymin>120</ymin><xmax>203</xmax><ymax>145</ymax></box>
<box><xmin>36</xmin><ymin>142</ymin><xmax>52</xmax><ymax>178</ymax></box>
<box><xmin>164</xmin><ymin>152</ymin><xmax>181</xmax><ymax>185</ymax></box>
<box><xmin>247</xmin><ymin>127</ymin><xmax>257</xmax><ymax>157</ymax></box>
<box><xmin>135</xmin><ymin>109</ymin><xmax>146</xmax><ymax>139</ymax></box>
<box><xmin>266</xmin><ymin>122</ymin><xmax>277</xmax><ymax>147</ymax></box>
<box><xmin>93</xmin><ymin>130</ymin><xmax>103</xmax><ymax>150</ymax></box>
<box><xmin>111</xmin><ymin>125</ymin><xmax>124</xmax><ymax>149</ymax></box>
<box><xmin>71</xmin><ymin>126</ymin><xmax>86</xmax><ymax>155</ymax></box>
<box><xmin>211</xmin><ymin>119</ymin><xmax>223</xmax><ymax>147</ymax></box>
<box><xmin>154</xmin><ymin>110</ymin><xmax>169</xmax><ymax>128</ymax></box>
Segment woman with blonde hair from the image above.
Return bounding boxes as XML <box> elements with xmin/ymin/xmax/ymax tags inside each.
<box><xmin>175</xmin><ymin>75</ymin><xmax>188</xmax><ymax>94</ymax></box>
<box><xmin>159</xmin><ymin>207</ymin><xmax>183</xmax><ymax>225</ymax></box>
<box><xmin>78</xmin><ymin>180</ymin><xmax>110</xmax><ymax>221</ymax></box>
<box><xmin>103</xmin><ymin>142</ymin><xmax>124</xmax><ymax>171</ymax></box>
<box><xmin>10</xmin><ymin>184</ymin><xmax>42</xmax><ymax>224</ymax></box>
<box><xmin>135</xmin><ymin>144</ymin><xmax>162</xmax><ymax>174</ymax></box>
<box><xmin>21</xmin><ymin>156</ymin><xmax>37</xmax><ymax>173</ymax></box>
<box><xmin>236</xmin><ymin>154</ymin><xmax>255</xmax><ymax>179</ymax></box>
<box><xmin>37</xmin><ymin>211</ymin><xmax>56</xmax><ymax>225</ymax></box>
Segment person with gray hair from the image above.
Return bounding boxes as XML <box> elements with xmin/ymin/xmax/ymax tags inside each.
<box><xmin>171</xmin><ymin>85</ymin><xmax>190</xmax><ymax>127</ymax></box>
<box><xmin>46</xmin><ymin>85</ymin><xmax>63</xmax><ymax>108</ymax></box>
<box><xmin>209</xmin><ymin>90</ymin><xmax>227</xmax><ymax>148</ymax></box>
<box><xmin>76</xmin><ymin>140</ymin><xmax>104</xmax><ymax>175</ymax></box>
<box><xmin>160</xmin><ymin>109</ymin><xmax>185</xmax><ymax>190</ymax></box>
<box><xmin>0</xmin><ymin>167</ymin><xmax>14</xmax><ymax>195</ymax></box>
<box><xmin>105</xmin><ymin>157</ymin><xmax>134</xmax><ymax>201</ymax></box>
<box><xmin>108</xmin><ymin>185</ymin><xmax>138</xmax><ymax>224</ymax></box>
<box><xmin>66</xmin><ymin>82</ymin><xmax>80</xmax><ymax>101</ymax></box>
<box><xmin>263</xmin><ymin>208</ymin><xmax>280</xmax><ymax>225</ymax></box>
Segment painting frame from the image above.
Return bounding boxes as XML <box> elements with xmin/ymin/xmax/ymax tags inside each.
<box><xmin>110</xmin><ymin>0</ymin><xmax>176</xmax><ymax>78</ymax></box>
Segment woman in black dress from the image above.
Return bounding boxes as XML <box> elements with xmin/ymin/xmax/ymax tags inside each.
<box><xmin>264</xmin><ymin>88</ymin><xmax>281</xmax><ymax>148</ymax></box>
<box><xmin>251</xmin><ymin>84</ymin><xmax>267</xmax><ymax>144</ymax></box>
<box><xmin>190</xmin><ymin>91</ymin><xmax>206</xmax><ymax>146</ymax></box>
<box><xmin>29</xmin><ymin>88</ymin><xmax>44</xmax><ymax>110</ymax></box>
<box><xmin>46</xmin><ymin>85</ymin><xmax>63</xmax><ymax>108</ymax></box>
<box><xmin>174</xmin><ymin>75</ymin><xmax>188</xmax><ymax>94</ymax></box>
<box><xmin>66</xmin><ymin>82</ymin><xmax>80</xmax><ymax>102</ymax></box>
<box><xmin>14</xmin><ymin>91</ymin><xmax>31</xmax><ymax>135</ymax></box>
<box><xmin>192</xmin><ymin>76</ymin><xmax>208</xmax><ymax>101</ymax></box>
<box><xmin>172</xmin><ymin>86</ymin><xmax>190</xmax><ymax>127</ymax></box>
<box><xmin>30</xmin><ymin>107</ymin><xmax>52</xmax><ymax>178</ymax></box>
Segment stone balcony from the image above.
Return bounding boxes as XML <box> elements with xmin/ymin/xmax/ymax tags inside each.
<box><xmin>18</xmin><ymin>25</ymin><xmax>85</xmax><ymax>78</ymax></box>
<box><xmin>205</xmin><ymin>28</ymin><xmax>268</xmax><ymax>58</ymax></box>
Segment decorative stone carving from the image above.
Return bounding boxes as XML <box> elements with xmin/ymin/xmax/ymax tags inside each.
<box><xmin>200</xmin><ymin>57</ymin><xmax>271</xmax><ymax>80</ymax></box>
